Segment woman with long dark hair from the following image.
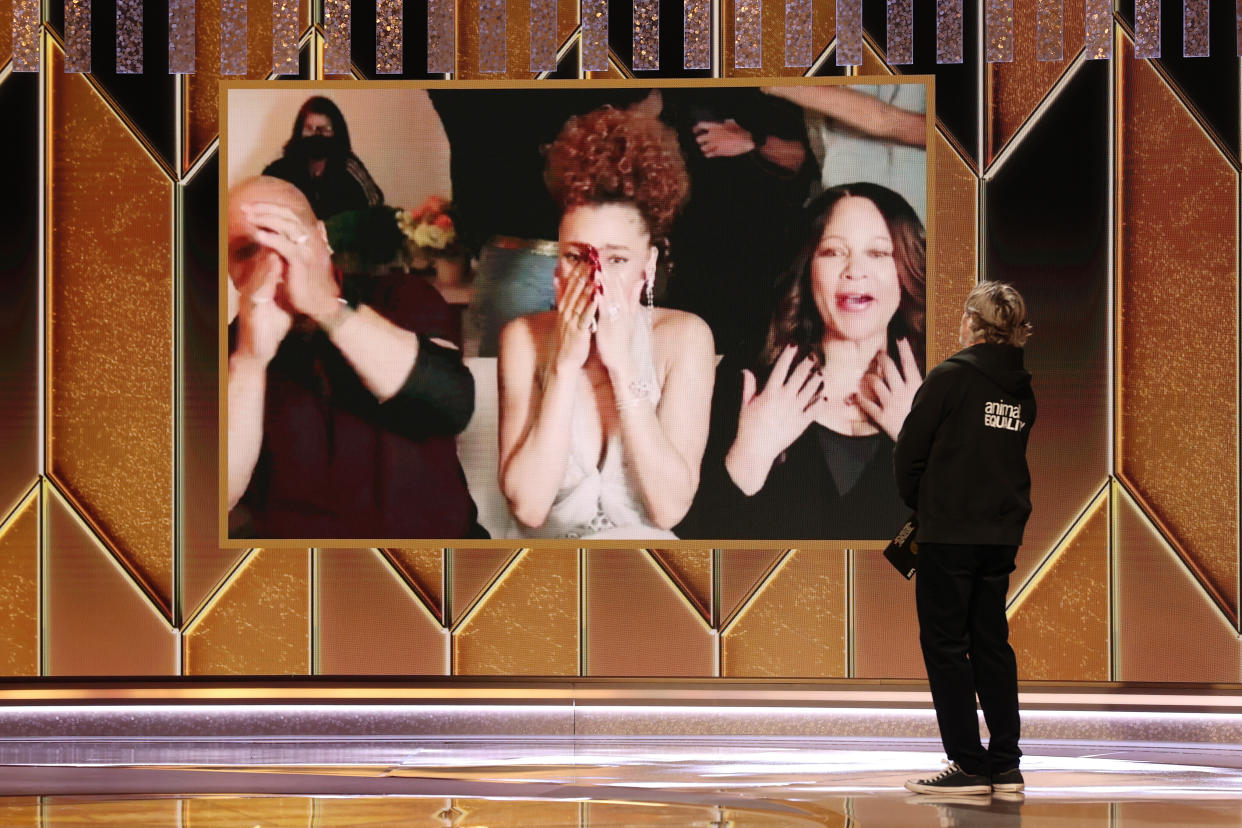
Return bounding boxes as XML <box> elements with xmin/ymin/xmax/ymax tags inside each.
<box><xmin>678</xmin><ymin>182</ymin><xmax>926</xmax><ymax>540</ymax></box>
<box><xmin>262</xmin><ymin>96</ymin><xmax>384</xmax><ymax>220</ymax></box>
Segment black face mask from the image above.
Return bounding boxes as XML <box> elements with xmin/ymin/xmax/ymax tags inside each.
<box><xmin>295</xmin><ymin>134</ymin><xmax>339</xmax><ymax>160</ymax></box>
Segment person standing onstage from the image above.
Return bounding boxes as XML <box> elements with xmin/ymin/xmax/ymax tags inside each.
<box><xmin>894</xmin><ymin>281</ymin><xmax>1036</xmax><ymax>796</ymax></box>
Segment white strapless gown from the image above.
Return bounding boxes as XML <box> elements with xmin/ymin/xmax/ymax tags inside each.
<box><xmin>524</xmin><ymin>316</ymin><xmax>677</xmax><ymax>540</ymax></box>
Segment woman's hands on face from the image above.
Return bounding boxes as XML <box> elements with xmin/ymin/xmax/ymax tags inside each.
<box><xmin>733</xmin><ymin>345</ymin><xmax>827</xmax><ymax>469</ymax></box>
<box><xmin>593</xmin><ymin>267</ymin><xmax>644</xmax><ymax>379</ymax></box>
<box><xmin>553</xmin><ymin>255</ymin><xmax>599</xmax><ymax>372</ymax></box>
<box><xmin>855</xmin><ymin>338</ymin><xmax>922</xmax><ymax>440</ymax></box>
<box><xmin>242</xmin><ymin>201</ymin><xmax>340</xmax><ymax>322</ymax></box>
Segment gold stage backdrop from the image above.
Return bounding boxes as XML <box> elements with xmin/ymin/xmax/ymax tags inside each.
<box><xmin>0</xmin><ymin>0</ymin><xmax>1238</xmax><ymax>682</ymax></box>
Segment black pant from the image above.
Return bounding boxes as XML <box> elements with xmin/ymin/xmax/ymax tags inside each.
<box><xmin>915</xmin><ymin>542</ymin><xmax>1021</xmax><ymax>777</ymax></box>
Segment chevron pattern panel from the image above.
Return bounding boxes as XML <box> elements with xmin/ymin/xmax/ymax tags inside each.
<box><xmin>0</xmin><ymin>0</ymin><xmax>1237</xmax><ymax>681</ymax></box>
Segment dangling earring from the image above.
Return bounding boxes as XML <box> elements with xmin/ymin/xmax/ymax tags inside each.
<box><xmin>644</xmin><ymin>275</ymin><xmax>654</xmax><ymax>308</ymax></box>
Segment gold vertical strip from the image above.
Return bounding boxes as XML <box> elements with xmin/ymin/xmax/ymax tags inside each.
<box><xmin>835</xmin><ymin>0</ymin><xmax>861</xmax><ymax>64</ymax></box>
<box><xmin>0</xmin><ymin>489</ymin><xmax>39</xmax><ymax>677</ymax></box>
<box><xmin>1084</xmin><ymin>0</ymin><xmax>1111</xmax><ymax>58</ymax></box>
<box><xmin>985</xmin><ymin>0</ymin><xmax>1014</xmax><ymax>62</ymax></box>
<box><xmin>529</xmin><ymin>0</ymin><xmax>556</xmax><ymax>71</ymax></box>
<box><xmin>1134</xmin><ymin>0</ymin><xmax>1160</xmax><ymax>57</ymax></box>
<box><xmin>479</xmin><ymin>0</ymin><xmax>505</xmax><ymax>71</ymax></box>
<box><xmin>220</xmin><ymin>0</ymin><xmax>248</xmax><ymax>74</ymax></box>
<box><xmin>324</xmin><ymin>0</ymin><xmax>351</xmax><ymax>74</ymax></box>
<box><xmin>1035</xmin><ymin>0</ymin><xmax>1064</xmax><ymax>61</ymax></box>
<box><xmin>634</xmin><ymin>0</ymin><xmax>659</xmax><ymax>70</ymax></box>
<box><xmin>65</xmin><ymin>0</ymin><xmax>90</xmax><ymax>72</ymax></box>
<box><xmin>887</xmin><ymin>0</ymin><xmax>913</xmax><ymax>63</ymax></box>
<box><xmin>582</xmin><ymin>0</ymin><xmax>608</xmax><ymax>71</ymax></box>
<box><xmin>784</xmin><ymin>0</ymin><xmax>810</xmax><ymax>66</ymax></box>
<box><xmin>936</xmin><ymin>0</ymin><xmax>963</xmax><ymax>62</ymax></box>
<box><xmin>169</xmin><ymin>0</ymin><xmax>196</xmax><ymax>72</ymax></box>
<box><xmin>376</xmin><ymin>0</ymin><xmax>402</xmax><ymax>72</ymax></box>
<box><xmin>1182</xmin><ymin>0</ymin><xmax>1208</xmax><ymax>56</ymax></box>
<box><xmin>272</xmin><ymin>0</ymin><xmax>299</xmax><ymax>72</ymax></box>
<box><xmin>684</xmin><ymin>0</ymin><xmax>709</xmax><ymax>68</ymax></box>
<box><xmin>12</xmin><ymin>0</ymin><xmax>37</xmax><ymax>70</ymax></box>
<box><xmin>733</xmin><ymin>0</ymin><xmax>761</xmax><ymax>67</ymax></box>
<box><xmin>427</xmin><ymin>0</ymin><xmax>453</xmax><ymax>72</ymax></box>
<box><xmin>115</xmin><ymin>0</ymin><xmax>142</xmax><ymax>71</ymax></box>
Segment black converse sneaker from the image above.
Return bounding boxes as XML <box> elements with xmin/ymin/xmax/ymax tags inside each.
<box><xmin>904</xmin><ymin>761</ymin><xmax>992</xmax><ymax>795</ymax></box>
<box><xmin>991</xmin><ymin>767</ymin><xmax>1025</xmax><ymax>792</ymax></box>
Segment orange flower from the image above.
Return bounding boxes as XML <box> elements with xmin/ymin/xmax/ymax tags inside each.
<box><xmin>432</xmin><ymin>212</ymin><xmax>454</xmax><ymax>230</ymax></box>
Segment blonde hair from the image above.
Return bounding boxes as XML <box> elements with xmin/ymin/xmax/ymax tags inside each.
<box><xmin>964</xmin><ymin>281</ymin><xmax>1032</xmax><ymax>346</ymax></box>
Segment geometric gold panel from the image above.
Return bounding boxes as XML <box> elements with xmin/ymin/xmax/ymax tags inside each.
<box><xmin>383</xmin><ymin>548</ymin><xmax>445</xmax><ymax>621</ymax></box>
<box><xmin>852</xmin><ymin>549</ymin><xmax>924</xmax><ymax>679</ymax></box>
<box><xmin>0</xmin><ymin>0</ymin><xmax>11</xmax><ymax>69</ymax></box>
<box><xmin>1008</xmin><ymin>489</ymin><xmax>1110</xmax><ymax>681</ymax></box>
<box><xmin>928</xmin><ymin>131</ymin><xmax>980</xmax><ymax>366</ymax></box>
<box><xmin>0</xmin><ymin>798</ymin><xmax>36</xmax><ymax>828</ymax></box>
<box><xmin>450</xmin><ymin>548</ymin><xmax>519</xmax><ymax>625</ymax></box>
<box><xmin>47</xmin><ymin>41</ymin><xmax>175</xmax><ymax>618</ymax></box>
<box><xmin>316</xmin><ymin>549</ymin><xmax>448</xmax><ymax>675</ymax></box>
<box><xmin>456</xmin><ymin>0</ymin><xmax>579</xmax><ymax>79</ymax></box>
<box><xmin>585</xmin><ymin>550</ymin><xmax>715</xmax><ymax>676</ymax></box>
<box><xmin>985</xmin><ymin>0</ymin><xmax>1085</xmax><ymax>164</ymax></box>
<box><xmin>315</xmin><ymin>798</ymin><xmax>448</xmax><ymax>825</ymax></box>
<box><xmin>650</xmin><ymin>548</ymin><xmax>713</xmax><ymax>620</ymax></box>
<box><xmin>1114</xmin><ymin>483</ymin><xmax>1241</xmax><ymax>683</ymax></box>
<box><xmin>183</xmin><ymin>549</ymin><xmax>311</xmax><ymax>675</ymax></box>
<box><xmin>0</xmin><ymin>488</ymin><xmax>39</xmax><ymax>677</ymax></box>
<box><xmin>184</xmin><ymin>797</ymin><xmax>310</xmax><ymax>826</ymax></box>
<box><xmin>456</xmin><ymin>800</ymin><xmax>580</xmax><ymax>826</ymax></box>
<box><xmin>719</xmin><ymin>550</ymin><xmax>785</xmax><ymax>625</ymax></box>
<box><xmin>183</xmin><ymin>0</ymin><xmax>310</xmax><ymax>172</ymax></box>
<box><xmin>722</xmin><ymin>550</ymin><xmax>848</xmax><ymax>677</ymax></box>
<box><xmin>44</xmin><ymin>483</ymin><xmax>178</xmax><ymax>676</ymax></box>
<box><xmin>1116</xmin><ymin>34</ymin><xmax>1240</xmax><ymax>622</ymax></box>
<box><xmin>721</xmin><ymin>0</ymin><xmax>834</xmax><ymax>78</ymax></box>
<box><xmin>454</xmin><ymin>549</ymin><xmax>579</xmax><ymax>676</ymax></box>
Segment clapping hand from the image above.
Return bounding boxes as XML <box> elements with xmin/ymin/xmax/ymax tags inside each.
<box><xmin>854</xmin><ymin>338</ymin><xmax>922</xmax><ymax>440</ymax></box>
<box><xmin>726</xmin><ymin>345</ymin><xmax>827</xmax><ymax>495</ymax></box>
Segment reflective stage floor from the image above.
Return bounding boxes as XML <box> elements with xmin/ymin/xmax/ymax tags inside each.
<box><xmin>4</xmin><ymin>739</ymin><xmax>1242</xmax><ymax>826</ymax></box>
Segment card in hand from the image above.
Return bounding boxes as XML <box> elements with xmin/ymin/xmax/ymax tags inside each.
<box><xmin>883</xmin><ymin>515</ymin><xmax>918</xmax><ymax>580</ymax></box>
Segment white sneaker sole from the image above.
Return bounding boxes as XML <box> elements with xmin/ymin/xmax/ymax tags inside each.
<box><xmin>904</xmin><ymin>780</ymin><xmax>992</xmax><ymax>795</ymax></box>
<box><xmin>992</xmin><ymin>781</ymin><xmax>1025</xmax><ymax>793</ymax></box>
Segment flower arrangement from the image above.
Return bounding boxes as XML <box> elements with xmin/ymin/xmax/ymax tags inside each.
<box><xmin>396</xmin><ymin>195</ymin><xmax>459</xmax><ymax>269</ymax></box>
<box><xmin>324</xmin><ymin>195</ymin><xmax>461</xmax><ymax>274</ymax></box>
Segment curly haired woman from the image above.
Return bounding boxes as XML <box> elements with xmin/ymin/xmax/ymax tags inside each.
<box><xmin>497</xmin><ymin>106</ymin><xmax>715</xmax><ymax>539</ymax></box>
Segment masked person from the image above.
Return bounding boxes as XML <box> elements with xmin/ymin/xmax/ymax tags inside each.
<box><xmin>262</xmin><ymin>96</ymin><xmax>384</xmax><ymax>220</ymax></box>
<box><xmin>895</xmin><ymin>281</ymin><xmax>1036</xmax><ymax>796</ymax></box>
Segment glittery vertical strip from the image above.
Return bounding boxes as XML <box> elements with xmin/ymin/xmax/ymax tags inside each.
<box><xmin>684</xmin><ymin>0</ymin><xmax>709</xmax><ymax>68</ymax></box>
<box><xmin>582</xmin><ymin>0</ymin><xmax>608</xmax><ymax>71</ymax></box>
<box><xmin>13</xmin><ymin>0</ymin><xmax>41</xmax><ymax>71</ymax></box>
<box><xmin>835</xmin><ymin>0</ymin><xmax>862</xmax><ymax>64</ymax></box>
<box><xmin>169</xmin><ymin>0</ymin><xmax>196</xmax><ymax>73</ymax></box>
<box><xmin>272</xmin><ymin>0</ymin><xmax>299</xmax><ymax>73</ymax></box>
<box><xmin>634</xmin><ymin>0</ymin><xmax>660</xmax><ymax>70</ymax></box>
<box><xmin>1084</xmin><ymin>0</ymin><xmax>1111</xmax><ymax>59</ymax></box>
<box><xmin>733</xmin><ymin>0</ymin><xmax>762</xmax><ymax>68</ymax></box>
<box><xmin>376</xmin><ymin>0</ymin><xmax>402</xmax><ymax>72</ymax></box>
<box><xmin>116</xmin><ymin>0</ymin><xmax>143</xmax><ymax>72</ymax></box>
<box><xmin>985</xmin><ymin>0</ymin><xmax>1013</xmax><ymax>61</ymax></box>
<box><xmin>479</xmin><ymin>0</ymin><xmax>505</xmax><ymax>71</ymax></box>
<box><xmin>65</xmin><ymin>0</ymin><xmax>91</xmax><ymax>72</ymax></box>
<box><xmin>1183</xmin><ymin>0</ymin><xmax>1208</xmax><ymax>56</ymax></box>
<box><xmin>1035</xmin><ymin>0</ymin><xmax>1064</xmax><ymax>61</ymax></box>
<box><xmin>324</xmin><ymin>0</ymin><xmax>351</xmax><ymax>74</ymax></box>
<box><xmin>1134</xmin><ymin>0</ymin><xmax>1159</xmax><ymax>57</ymax></box>
<box><xmin>530</xmin><ymin>0</ymin><xmax>557</xmax><ymax>71</ymax></box>
<box><xmin>219</xmin><ymin>0</ymin><xmax>247</xmax><ymax>74</ymax></box>
<box><xmin>784</xmin><ymin>0</ymin><xmax>811</xmax><ymax>66</ymax></box>
<box><xmin>887</xmin><ymin>0</ymin><xmax>913</xmax><ymax>64</ymax></box>
<box><xmin>936</xmin><ymin>0</ymin><xmax>963</xmax><ymax>63</ymax></box>
<box><xmin>427</xmin><ymin>0</ymin><xmax>453</xmax><ymax>72</ymax></box>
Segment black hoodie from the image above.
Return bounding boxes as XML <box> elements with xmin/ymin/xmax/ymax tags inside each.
<box><xmin>893</xmin><ymin>343</ymin><xmax>1036</xmax><ymax>546</ymax></box>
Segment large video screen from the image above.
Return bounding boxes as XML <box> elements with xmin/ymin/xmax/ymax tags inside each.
<box><xmin>223</xmin><ymin>80</ymin><xmax>932</xmax><ymax>547</ymax></box>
